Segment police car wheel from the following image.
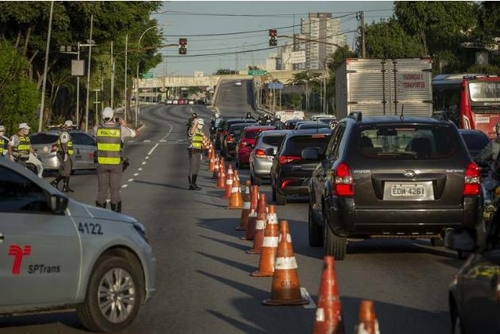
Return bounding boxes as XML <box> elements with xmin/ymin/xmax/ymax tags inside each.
<box><xmin>77</xmin><ymin>255</ymin><xmax>144</xmax><ymax>332</ymax></box>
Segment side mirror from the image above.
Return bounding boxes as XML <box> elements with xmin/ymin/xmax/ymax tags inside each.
<box><xmin>302</xmin><ymin>147</ymin><xmax>320</xmax><ymax>160</ymax></box>
<box><xmin>443</xmin><ymin>228</ymin><xmax>475</xmax><ymax>252</ymax></box>
<box><xmin>47</xmin><ymin>193</ymin><xmax>68</xmax><ymax>214</ymax></box>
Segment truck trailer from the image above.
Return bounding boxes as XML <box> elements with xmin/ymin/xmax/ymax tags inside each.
<box><xmin>335</xmin><ymin>58</ymin><xmax>433</xmax><ymax>119</ymax></box>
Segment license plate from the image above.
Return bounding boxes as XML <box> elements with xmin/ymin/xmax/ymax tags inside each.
<box><xmin>383</xmin><ymin>182</ymin><xmax>434</xmax><ymax>201</ymax></box>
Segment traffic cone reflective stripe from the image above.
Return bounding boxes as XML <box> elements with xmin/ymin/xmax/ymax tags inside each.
<box><xmin>312</xmin><ymin>256</ymin><xmax>345</xmax><ymax>334</ymax></box>
<box><xmin>355</xmin><ymin>300</ymin><xmax>380</xmax><ymax>334</ymax></box>
<box><xmin>236</xmin><ymin>180</ymin><xmax>252</xmax><ymax>230</ymax></box>
<box><xmin>251</xmin><ymin>205</ymin><xmax>279</xmax><ymax>277</ymax></box>
<box><xmin>217</xmin><ymin>170</ymin><xmax>226</xmax><ymax>189</ymax></box>
<box><xmin>223</xmin><ymin>172</ymin><xmax>233</xmax><ymax>199</ymax></box>
<box><xmin>241</xmin><ymin>185</ymin><xmax>259</xmax><ymax>240</ymax></box>
<box><xmin>247</xmin><ymin>193</ymin><xmax>268</xmax><ymax>254</ymax></box>
<box><xmin>227</xmin><ymin>175</ymin><xmax>243</xmax><ymax>209</ymax></box>
<box><xmin>212</xmin><ymin>156</ymin><xmax>220</xmax><ymax>179</ymax></box>
<box><xmin>263</xmin><ymin>220</ymin><xmax>308</xmax><ymax>306</ymax></box>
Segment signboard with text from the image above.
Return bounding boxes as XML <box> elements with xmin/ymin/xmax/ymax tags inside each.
<box><xmin>248</xmin><ymin>70</ymin><xmax>268</xmax><ymax>76</ymax></box>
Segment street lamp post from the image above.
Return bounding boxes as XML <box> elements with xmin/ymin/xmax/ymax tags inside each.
<box><xmin>135</xmin><ymin>25</ymin><xmax>158</xmax><ymax>128</ymax></box>
<box><xmin>84</xmin><ymin>14</ymin><xmax>94</xmax><ymax>132</ymax></box>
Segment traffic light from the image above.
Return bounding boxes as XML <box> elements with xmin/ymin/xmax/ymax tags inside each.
<box><xmin>269</xmin><ymin>29</ymin><xmax>277</xmax><ymax>47</ymax></box>
<box><xmin>179</xmin><ymin>38</ymin><xmax>187</xmax><ymax>55</ymax></box>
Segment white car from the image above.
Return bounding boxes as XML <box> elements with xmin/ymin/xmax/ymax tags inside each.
<box><xmin>0</xmin><ymin>158</ymin><xmax>157</xmax><ymax>332</ymax></box>
<box><xmin>234</xmin><ymin>81</ymin><xmax>242</xmax><ymax>87</ymax></box>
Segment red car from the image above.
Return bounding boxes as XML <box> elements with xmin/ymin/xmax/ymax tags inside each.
<box><xmin>235</xmin><ymin>126</ymin><xmax>275</xmax><ymax>168</ymax></box>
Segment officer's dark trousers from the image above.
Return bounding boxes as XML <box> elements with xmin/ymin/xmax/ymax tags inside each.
<box><xmin>96</xmin><ymin>164</ymin><xmax>122</xmax><ymax>205</ymax></box>
<box><xmin>188</xmin><ymin>148</ymin><xmax>202</xmax><ymax>176</ymax></box>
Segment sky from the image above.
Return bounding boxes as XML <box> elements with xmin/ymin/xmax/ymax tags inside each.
<box><xmin>150</xmin><ymin>1</ymin><xmax>394</xmax><ymax>77</ymax></box>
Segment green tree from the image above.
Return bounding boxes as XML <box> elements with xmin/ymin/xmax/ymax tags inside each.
<box><xmin>363</xmin><ymin>18</ymin><xmax>424</xmax><ymax>59</ymax></box>
<box><xmin>0</xmin><ymin>40</ymin><xmax>40</xmax><ymax>134</ymax></box>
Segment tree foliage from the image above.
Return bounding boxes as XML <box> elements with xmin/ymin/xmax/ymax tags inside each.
<box><xmin>0</xmin><ymin>1</ymin><xmax>163</xmax><ymax>129</ymax></box>
<box><xmin>0</xmin><ymin>40</ymin><xmax>40</xmax><ymax>134</ymax></box>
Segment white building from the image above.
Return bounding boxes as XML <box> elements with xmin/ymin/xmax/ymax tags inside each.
<box><xmin>265</xmin><ymin>12</ymin><xmax>347</xmax><ymax>71</ymax></box>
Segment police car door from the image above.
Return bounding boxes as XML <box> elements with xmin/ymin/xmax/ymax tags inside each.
<box><xmin>0</xmin><ymin>165</ymin><xmax>80</xmax><ymax>309</ymax></box>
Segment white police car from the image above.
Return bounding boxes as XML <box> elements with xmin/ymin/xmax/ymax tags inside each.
<box><xmin>0</xmin><ymin>158</ymin><xmax>156</xmax><ymax>332</ymax></box>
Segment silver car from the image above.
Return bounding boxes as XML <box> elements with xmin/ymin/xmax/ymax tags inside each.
<box><xmin>0</xmin><ymin>158</ymin><xmax>157</xmax><ymax>332</ymax></box>
<box><xmin>249</xmin><ymin>129</ymin><xmax>288</xmax><ymax>185</ymax></box>
<box><xmin>30</xmin><ymin>130</ymin><xmax>97</xmax><ymax>173</ymax></box>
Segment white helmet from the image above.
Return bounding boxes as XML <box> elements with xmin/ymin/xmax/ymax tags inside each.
<box><xmin>60</xmin><ymin>131</ymin><xmax>70</xmax><ymax>144</ymax></box>
<box><xmin>64</xmin><ymin>120</ymin><xmax>73</xmax><ymax>128</ymax></box>
<box><xmin>0</xmin><ymin>125</ymin><xmax>5</xmax><ymax>132</ymax></box>
<box><xmin>102</xmin><ymin>107</ymin><xmax>114</xmax><ymax>121</ymax></box>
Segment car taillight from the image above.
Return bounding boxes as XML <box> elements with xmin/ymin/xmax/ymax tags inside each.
<box><xmin>255</xmin><ymin>149</ymin><xmax>266</xmax><ymax>157</ymax></box>
<box><xmin>333</xmin><ymin>162</ymin><xmax>354</xmax><ymax>196</ymax></box>
<box><xmin>463</xmin><ymin>162</ymin><xmax>480</xmax><ymax>196</ymax></box>
<box><xmin>279</xmin><ymin>155</ymin><xmax>301</xmax><ymax>165</ymax></box>
<box><xmin>227</xmin><ymin>134</ymin><xmax>233</xmax><ymax>142</ymax></box>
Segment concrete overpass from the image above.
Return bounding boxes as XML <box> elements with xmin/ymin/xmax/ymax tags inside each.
<box><xmin>135</xmin><ymin>70</ymin><xmax>306</xmax><ymax>100</ymax></box>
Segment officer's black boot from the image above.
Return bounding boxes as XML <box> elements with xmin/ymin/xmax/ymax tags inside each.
<box><xmin>192</xmin><ymin>174</ymin><xmax>202</xmax><ymax>190</ymax></box>
<box><xmin>62</xmin><ymin>177</ymin><xmax>74</xmax><ymax>192</ymax></box>
<box><xmin>50</xmin><ymin>175</ymin><xmax>63</xmax><ymax>189</ymax></box>
<box><xmin>95</xmin><ymin>201</ymin><xmax>107</xmax><ymax>209</ymax></box>
<box><xmin>110</xmin><ymin>202</ymin><xmax>121</xmax><ymax>213</ymax></box>
<box><xmin>188</xmin><ymin>175</ymin><xmax>196</xmax><ymax>190</ymax></box>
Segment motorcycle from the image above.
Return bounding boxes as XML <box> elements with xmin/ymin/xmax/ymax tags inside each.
<box><xmin>14</xmin><ymin>152</ymin><xmax>44</xmax><ymax>178</ymax></box>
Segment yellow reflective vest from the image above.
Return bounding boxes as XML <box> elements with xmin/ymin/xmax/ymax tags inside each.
<box><xmin>191</xmin><ymin>130</ymin><xmax>204</xmax><ymax>149</ymax></box>
<box><xmin>14</xmin><ymin>135</ymin><xmax>31</xmax><ymax>158</ymax></box>
<box><xmin>0</xmin><ymin>138</ymin><xmax>4</xmax><ymax>155</ymax></box>
<box><xmin>96</xmin><ymin>125</ymin><xmax>122</xmax><ymax>165</ymax></box>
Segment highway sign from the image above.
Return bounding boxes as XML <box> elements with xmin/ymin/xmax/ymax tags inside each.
<box><xmin>142</xmin><ymin>71</ymin><xmax>154</xmax><ymax>79</ymax></box>
<box><xmin>248</xmin><ymin>70</ymin><xmax>268</xmax><ymax>76</ymax></box>
<box><xmin>268</xmin><ymin>82</ymin><xmax>284</xmax><ymax>90</ymax></box>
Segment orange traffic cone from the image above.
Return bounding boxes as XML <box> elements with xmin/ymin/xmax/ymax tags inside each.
<box><xmin>355</xmin><ymin>300</ymin><xmax>380</xmax><ymax>334</ymax></box>
<box><xmin>223</xmin><ymin>170</ymin><xmax>233</xmax><ymax>199</ymax></box>
<box><xmin>236</xmin><ymin>180</ymin><xmax>252</xmax><ymax>230</ymax></box>
<box><xmin>216</xmin><ymin>169</ymin><xmax>226</xmax><ymax>189</ymax></box>
<box><xmin>251</xmin><ymin>205</ymin><xmax>279</xmax><ymax>277</ymax></box>
<box><xmin>208</xmin><ymin>148</ymin><xmax>215</xmax><ymax>172</ymax></box>
<box><xmin>212</xmin><ymin>156</ymin><xmax>220</xmax><ymax>179</ymax></box>
<box><xmin>312</xmin><ymin>256</ymin><xmax>346</xmax><ymax>334</ymax></box>
<box><xmin>241</xmin><ymin>185</ymin><xmax>259</xmax><ymax>240</ymax></box>
<box><xmin>227</xmin><ymin>174</ymin><xmax>243</xmax><ymax>209</ymax></box>
<box><xmin>247</xmin><ymin>193</ymin><xmax>268</xmax><ymax>254</ymax></box>
<box><xmin>227</xmin><ymin>164</ymin><xmax>234</xmax><ymax>180</ymax></box>
<box><xmin>263</xmin><ymin>220</ymin><xmax>309</xmax><ymax>306</ymax></box>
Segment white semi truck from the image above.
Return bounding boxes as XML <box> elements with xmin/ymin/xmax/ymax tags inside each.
<box><xmin>335</xmin><ymin>58</ymin><xmax>434</xmax><ymax>119</ymax></box>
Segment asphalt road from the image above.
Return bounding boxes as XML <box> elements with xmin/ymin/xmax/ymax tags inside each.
<box><xmin>0</xmin><ymin>80</ymin><xmax>463</xmax><ymax>333</ymax></box>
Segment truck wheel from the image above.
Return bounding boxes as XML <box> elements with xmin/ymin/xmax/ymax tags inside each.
<box><xmin>272</xmin><ymin>187</ymin><xmax>276</xmax><ymax>202</ymax></box>
<box><xmin>308</xmin><ymin>202</ymin><xmax>323</xmax><ymax>247</ymax></box>
<box><xmin>324</xmin><ymin>215</ymin><xmax>346</xmax><ymax>260</ymax></box>
<box><xmin>77</xmin><ymin>255</ymin><xmax>144</xmax><ymax>333</ymax></box>
<box><xmin>276</xmin><ymin>191</ymin><xmax>287</xmax><ymax>205</ymax></box>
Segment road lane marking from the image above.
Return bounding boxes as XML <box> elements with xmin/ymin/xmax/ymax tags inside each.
<box><xmin>301</xmin><ymin>287</ymin><xmax>316</xmax><ymax>309</ymax></box>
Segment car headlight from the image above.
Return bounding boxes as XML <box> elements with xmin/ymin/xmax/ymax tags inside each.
<box><xmin>133</xmin><ymin>222</ymin><xmax>149</xmax><ymax>243</ymax></box>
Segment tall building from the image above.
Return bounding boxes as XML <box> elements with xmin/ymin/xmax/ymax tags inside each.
<box><xmin>267</xmin><ymin>12</ymin><xmax>348</xmax><ymax>71</ymax></box>
<box><xmin>297</xmin><ymin>13</ymin><xmax>346</xmax><ymax>70</ymax></box>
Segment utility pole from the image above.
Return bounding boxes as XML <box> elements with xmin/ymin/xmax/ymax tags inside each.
<box><xmin>357</xmin><ymin>11</ymin><xmax>366</xmax><ymax>59</ymax></box>
<box><xmin>110</xmin><ymin>41</ymin><xmax>114</xmax><ymax>109</ymax></box>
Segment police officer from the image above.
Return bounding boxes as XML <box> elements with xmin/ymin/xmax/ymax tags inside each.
<box><xmin>50</xmin><ymin>121</ymin><xmax>74</xmax><ymax>192</ymax></box>
<box><xmin>187</xmin><ymin>112</ymin><xmax>198</xmax><ymax>134</ymax></box>
<box><xmin>94</xmin><ymin>107</ymin><xmax>137</xmax><ymax>212</ymax></box>
<box><xmin>245</xmin><ymin>111</ymin><xmax>254</xmax><ymax>120</ymax></box>
<box><xmin>7</xmin><ymin>123</ymin><xmax>44</xmax><ymax>177</ymax></box>
<box><xmin>0</xmin><ymin>125</ymin><xmax>7</xmax><ymax>157</ymax></box>
<box><xmin>187</xmin><ymin>117</ymin><xmax>207</xmax><ymax>190</ymax></box>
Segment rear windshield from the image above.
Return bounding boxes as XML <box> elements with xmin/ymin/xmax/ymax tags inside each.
<box><xmin>30</xmin><ymin>133</ymin><xmax>58</xmax><ymax>145</ymax></box>
<box><xmin>356</xmin><ymin>124</ymin><xmax>460</xmax><ymax>159</ymax></box>
<box><xmin>262</xmin><ymin>135</ymin><xmax>285</xmax><ymax>146</ymax></box>
<box><xmin>283</xmin><ymin>135</ymin><xmax>330</xmax><ymax>156</ymax></box>
<box><xmin>244</xmin><ymin>129</ymin><xmax>269</xmax><ymax>139</ymax></box>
